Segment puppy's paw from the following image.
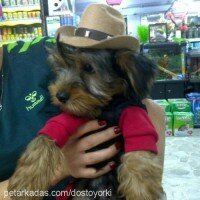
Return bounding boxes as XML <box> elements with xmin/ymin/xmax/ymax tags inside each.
<box><xmin>8</xmin><ymin>135</ymin><xmax>65</xmax><ymax>200</ymax></box>
<box><xmin>118</xmin><ymin>151</ymin><xmax>164</xmax><ymax>200</ymax></box>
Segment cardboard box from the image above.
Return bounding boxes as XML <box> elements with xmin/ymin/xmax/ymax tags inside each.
<box><xmin>168</xmin><ymin>98</ymin><xmax>191</xmax><ymax>112</ymax></box>
<box><xmin>165</xmin><ymin>112</ymin><xmax>173</xmax><ymax>136</ymax></box>
<box><xmin>173</xmin><ymin>112</ymin><xmax>194</xmax><ymax>136</ymax></box>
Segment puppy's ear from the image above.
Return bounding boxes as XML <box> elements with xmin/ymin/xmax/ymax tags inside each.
<box><xmin>116</xmin><ymin>50</ymin><xmax>157</xmax><ymax>99</ymax></box>
<box><xmin>48</xmin><ymin>35</ymin><xmax>76</xmax><ymax>73</ymax></box>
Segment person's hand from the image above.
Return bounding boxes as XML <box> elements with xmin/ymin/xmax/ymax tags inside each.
<box><xmin>52</xmin><ymin>120</ymin><xmax>121</xmax><ymax>185</ymax></box>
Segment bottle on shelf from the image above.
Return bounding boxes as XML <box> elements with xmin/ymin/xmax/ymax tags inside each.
<box><xmin>0</xmin><ymin>25</ymin><xmax>43</xmax><ymax>43</ymax></box>
<box><xmin>2</xmin><ymin>0</ymin><xmax>10</xmax><ymax>6</ymax></box>
<box><xmin>9</xmin><ymin>0</ymin><xmax>16</xmax><ymax>6</ymax></box>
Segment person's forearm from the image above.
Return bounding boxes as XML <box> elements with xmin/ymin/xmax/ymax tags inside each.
<box><xmin>0</xmin><ymin>180</ymin><xmax>11</xmax><ymax>200</ymax></box>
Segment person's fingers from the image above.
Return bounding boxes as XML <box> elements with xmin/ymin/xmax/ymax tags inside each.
<box><xmin>79</xmin><ymin>126</ymin><xmax>121</xmax><ymax>151</ymax></box>
<box><xmin>79</xmin><ymin>162</ymin><xmax>116</xmax><ymax>179</ymax></box>
<box><xmin>71</xmin><ymin>120</ymin><xmax>107</xmax><ymax>139</ymax></box>
<box><xmin>83</xmin><ymin>143</ymin><xmax>121</xmax><ymax>165</ymax></box>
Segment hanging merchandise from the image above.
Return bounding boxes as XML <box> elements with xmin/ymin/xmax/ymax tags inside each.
<box><xmin>44</xmin><ymin>0</ymin><xmax>75</xmax><ymax>36</ymax></box>
<box><xmin>165</xmin><ymin>11</ymin><xmax>188</xmax><ymax>38</ymax></box>
<box><xmin>46</xmin><ymin>16</ymin><xmax>60</xmax><ymax>37</ymax></box>
<box><xmin>106</xmin><ymin>0</ymin><xmax>122</xmax><ymax>6</ymax></box>
<box><xmin>48</xmin><ymin>0</ymin><xmax>74</xmax><ymax>16</ymax></box>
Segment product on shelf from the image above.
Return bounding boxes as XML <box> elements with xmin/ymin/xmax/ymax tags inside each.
<box><xmin>0</xmin><ymin>1</ymin><xmax>42</xmax><ymax>45</ymax></box>
<box><xmin>21</xmin><ymin>0</ymin><xmax>28</xmax><ymax>5</ymax></box>
<box><xmin>0</xmin><ymin>25</ymin><xmax>42</xmax><ymax>42</ymax></box>
<box><xmin>3</xmin><ymin>10</ymin><xmax>41</xmax><ymax>20</ymax></box>
<box><xmin>173</xmin><ymin>112</ymin><xmax>194</xmax><ymax>136</ymax></box>
<box><xmin>165</xmin><ymin>112</ymin><xmax>173</xmax><ymax>136</ymax></box>
<box><xmin>1</xmin><ymin>0</ymin><xmax>10</xmax><ymax>6</ymax></box>
<box><xmin>28</xmin><ymin>0</ymin><xmax>34</xmax><ymax>5</ymax></box>
<box><xmin>9</xmin><ymin>0</ymin><xmax>16</xmax><ymax>6</ymax></box>
<box><xmin>15</xmin><ymin>0</ymin><xmax>21</xmax><ymax>5</ymax></box>
<box><xmin>186</xmin><ymin>27</ymin><xmax>200</xmax><ymax>39</ymax></box>
<box><xmin>186</xmin><ymin>93</ymin><xmax>200</xmax><ymax>127</ymax></box>
<box><xmin>168</xmin><ymin>98</ymin><xmax>191</xmax><ymax>112</ymax></box>
<box><xmin>1</xmin><ymin>0</ymin><xmax>39</xmax><ymax>6</ymax></box>
<box><xmin>34</xmin><ymin>0</ymin><xmax>39</xmax><ymax>4</ymax></box>
<box><xmin>154</xmin><ymin>98</ymin><xmax>195</xmax><ymax>137</ymax></box>
<box><xmin>60</xmin><ymin>14</ymin><xmax>73</xmax><ymax>26</ymax></box>
<box><xmin>186</xmin><ymin>40</ymin><xmax>200</xmax><ymax>81</ymax></box>
<box><xmin>154</xmin><ymin>99</ymin><xmax>171</xmax><ymax>112</ymax></box>
<box><xmin>0</xmin><ymin>29</ymin><xmax>2</xmax><ymax>41</ymax></box>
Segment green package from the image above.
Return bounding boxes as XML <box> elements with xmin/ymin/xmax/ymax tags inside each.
<box><xmin>168</xmin><ymin>98</ymin><xmax>191</xmax><ymax>112</ymax></box>
<box><xmin>173</xmin><ymin>112</ymin><xmax>194</xmax><ymax>136</ymax></box>
<box><xmin>154</xmin><ymin>99</ymin><xmax>171</xmax><ymax>112</ymax></box>
<box><xmin>165</xmin><ymin>112</ymin><xmax>173</xmax><ymax>136</ymax></box>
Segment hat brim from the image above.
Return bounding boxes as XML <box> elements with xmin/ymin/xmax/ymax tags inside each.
<box><xmin>56</xmin><ymin>26</ymin><xmax>76</xmax><ymax>38</ymax></box>
<box><xmin>58</xmin><ymin>26</ymin><xmax>140</xmax><ymax>51</ymax></box>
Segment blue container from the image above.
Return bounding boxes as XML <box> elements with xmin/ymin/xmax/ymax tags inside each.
<box><xmin>68</xmin><ymin>15</ymin><xmax>73</xmax><ymax>25</ymax></box>
<box><xmin>60</xmin><ymin>15</ymin><xmax>65</xmax><ymax>26</ymax></box>
<box><xmin>186</xmin><ymin>93</ymin><xmax>200</xmax><ymax>127</ymax></box>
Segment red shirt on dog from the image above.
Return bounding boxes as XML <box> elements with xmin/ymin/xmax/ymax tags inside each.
<box><xmin>38</xmin><ymin>106</ymin><xmax>158</xmax><ymax>200</ymax></box>
<box><xmin>39</xmin><ymin>106</ymin><xmax>158</xmax><ymax>153</ymax></box>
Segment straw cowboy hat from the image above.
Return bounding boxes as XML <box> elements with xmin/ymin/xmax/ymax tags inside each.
<box><xmin>57</xmin><ymin>3</ymin><xmax>139</xmax><ymax>51</ymax></box>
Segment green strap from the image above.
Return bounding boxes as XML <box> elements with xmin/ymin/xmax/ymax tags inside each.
<box><xmin>46</xmin><ymin>38</ymin><xmax>56</xmax><ymax>43</ymax></box>
<box><xmin>19</xmin><ymin>37</ymin><xmax>44</xmax><ymax>53</ymax></box>
<box><xmin>7</xmin><ymin>42</ymin><xmax>18</xmax><ymax>53</ymax></box>
<box><xmin>31</xmin><ymin>37</ymin><xmax>44</xmax><ymax>45</ymax></box>
<box><xmin>7</xmin><ymin>37</ymin><xmax>55</xmax><ymax>54</ymax></box>
<box><xmin>19</xmin><ymin>41</ymin><xmax>32</xmax><ymax>53</ymax></box>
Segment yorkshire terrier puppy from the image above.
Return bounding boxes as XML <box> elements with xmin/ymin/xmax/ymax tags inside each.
<box><xmin>8</xmin><ymin>40</ymin><xmax>164</xmax><ymax>200</ymax></box>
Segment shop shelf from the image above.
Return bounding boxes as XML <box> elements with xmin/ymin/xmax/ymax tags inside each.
<box><xmin>2</xmin><ymin>5</ymin><xmax>40</xmax><ymax>12</ymax></box>
<box><xmin>186</xmin><ymin>38</ymin><xmax>200</xmax><ymax>43</ymax></box>
<box><xmin>143</xmin><ymin>42</ymin><xmax>187</xmax><ymax>49</ymax></box>
<box><xmin>0</xmin><ymin>19</ymin><xmax>42</xmax><ymax>26</ymax></box>
<box><xmin>187</xmin><ymin>49</ymin><xmax>200</xmax><ymax>58</ymax></box>
<box><xmin>0</xmin><ymin>39</ymin><xmax>32</xmax><ymax>46</ymax></box>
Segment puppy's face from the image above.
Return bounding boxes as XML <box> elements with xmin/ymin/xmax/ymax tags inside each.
<box><xmin>48</xmin><ymin>46</ymin><xmax>126</xmax><ymax>118</ymax></box>
<box><xmin>48</xmin><ymin>42</ymin><xmax>157</xmax><ymax>118</ymax></box>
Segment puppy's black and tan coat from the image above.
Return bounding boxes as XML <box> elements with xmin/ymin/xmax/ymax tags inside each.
<box><xmin>8</xmin><ymin>41</ymin><xmax>164</xmax><ymax>200</ymax></box>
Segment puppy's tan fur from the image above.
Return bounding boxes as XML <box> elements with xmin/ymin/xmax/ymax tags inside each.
<box><xmin>8</xmin><ymin>136</ymin><xmax>66</xmax><ymax>200</ymax></box>
<box><xmin>8</xmin><ymin>43</ymin><xmax>165</xmax><ymax>200</ymax></box>
<box><xmin>118</xmin><ymin>152</ymin><xmax>163</xmax><ymax>200</ymax></box>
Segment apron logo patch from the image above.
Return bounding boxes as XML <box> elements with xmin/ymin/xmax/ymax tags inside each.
<box><xmin>25</xmin><ymin>91</ymin><xmax>44</xmax><ymax>111</ymax></box>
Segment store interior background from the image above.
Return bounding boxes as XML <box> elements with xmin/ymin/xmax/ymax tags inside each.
<box><xmin>74</xmin><ymin>0</ymin><xmax>200</xmax><ymax>134</ymax></box>
<box><xmin>1</xmin><ymin>0</ymin><xmax>200</xmax><ymax>199</ymax></box>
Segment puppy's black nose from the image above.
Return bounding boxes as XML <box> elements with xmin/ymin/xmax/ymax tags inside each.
<box><xmin>56</xmin><ymin>92</ymin><xmax>69</xmax><ymax>103</ymax></box>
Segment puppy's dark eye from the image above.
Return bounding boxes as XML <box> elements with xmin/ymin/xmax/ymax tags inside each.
<box><xmin>82</xmin><ymin>64</ymin><xmax>95</xmax><ymax>74</ymax></box>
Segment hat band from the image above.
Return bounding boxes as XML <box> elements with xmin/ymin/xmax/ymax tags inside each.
<box><xmin>75</xmin><ymin>28</ymin><xmax>113</xmax><ymax>41</ymax></box>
